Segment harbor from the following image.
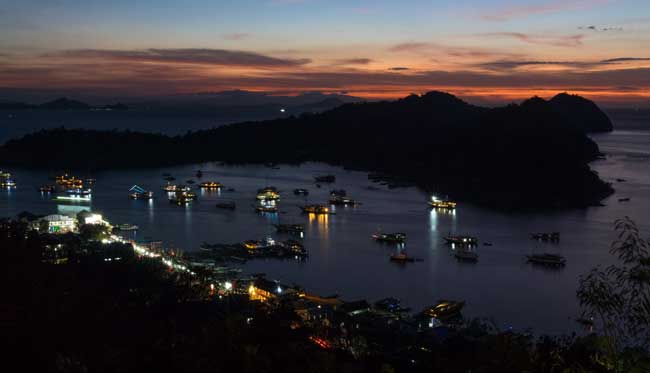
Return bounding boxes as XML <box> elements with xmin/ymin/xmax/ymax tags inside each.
<box><xmin>0</xmin><ymin>140</ymin><xmax>648</xmax><ymax>336</ymax></box>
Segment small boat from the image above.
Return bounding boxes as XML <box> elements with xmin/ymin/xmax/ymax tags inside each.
<box><xmin>444</xmin><ymin>235</ymin><xmax>478</xmax><ymax>246</ymax></box>
<box><xmin>163</xmin><ymin>183</ymin><xmax>179</xmax><ymax>192</ymax></box>
<box><xmin>226</xmin><ymin>188</ymin><xmax>236</xmax><ymax>192</ymax></box>
<box><xmin>115</xmin><ymin>223</ymin><xmax>139</xmax><ymax>231</ymax></box>
<box><xmin>54</xmin><ymin>188</ymin><xmax>92</xmax><ymax>202</ymax></box>
<box><xmin>164</xmin><ymin>176</ymin><xmax>176</xmax><ymax>181</ymax></box>
<box><xmin>530</xmin><ymin>232</ymin><xmax>560</xmax><ymax>242</ymax></box>
<box><xmin>527</xmin><ymin>253</ymin><xmax>566</xmax><ymax>267</ymax></box>
<box><xmin>330</xmin><ymin>189</ymin><xmax>346</xmax><ymax>197</ymax></box>
<box><xmin>483</xmin><ymin>242</ymin><xmax>493</xmax><ymax>246</ymax></box>
<box><xmin>196</xmin><ymin>170</ymin><xmax>203</xmax><ymax>178</ymax></box>
<box><xmin>293</xmin><ymin>188</ymin><xmax>309</xmax><ymax>196</ymax></box>
<box><xmin>256</xmin><ymin>187</ymin><xmax>280</xmax><ymax>201</ymax></box>
<box><xmin>390</xmin><ymin>252</ymin><xmax>415</xmax><ymax>263</ymax></box>
<box><xmin>129</xmin><ymin>185</ymin><xmax>154</xmax><ymax>200</ymax></box>
<box><xmin>186</xmin><ymin>179</ymin><xmax>195</xmax><ymax>184</ymax></box>
<box><xmin>199</xmin><ymin>181</ymin><xmax>224</xmax><ymax>189</ymax></box>
<box><xmin>275</xmin><ymin>224</ymin><xmax>304</xmax><ymax>233</ymax></box>
<box><xmin>615</xmin><ymin>178</ymin><xmax>626</xmax><ymax>182</ymax></box>
<box><xmin>429</xmin><ymin>196</ymin><xmax>457</xmax><ymax>209</ymax></box>
<box><xmin>55</xmin><ymin>174</ymin><xmax>84</xmax><ymax>188</ymax></box>
<box><xmin>454</xmin><ymin>249</ymin><xmax>479</xmax><ymax>262</ymax></box>
<box><xmin>85</xmin><ymin>178</ymin><xmax>96</xmax><ymax>185</ymax></box>
<box><xmin>300</xmin><ymin>204</ymin><xmax>331</xmax><ymax>214</ymax></box>
<box><xmin>314</xmin><ymin>175</ymin><xmax>336</xmax><ymax>183</ymax></box>
<box><xmin>162</xmin><ymin>173</ymin><xmax>171</xmax><ymax>177</ymax></box>
<box><xmin>170</xmin><ymin>190</ymin><xmax>197</xmax><ymax>205</ymax></box>
<box><xmin>39</xmin><ymin>185</ymin><xmax>56</xmax><ymax>193</ymax></box>
<box><xmin>372</xmin><ymin>232</ymin><xmax>407</xmax><ymax>243</ymax></box>
<box><xmin>215</xmin><ymin>201</ymin><xmax>236</xmax><ymax>210</ymax></box>
<box><xmin>329</xmin><ymin>196</ymin><xmax>359</xmax><ymax>206</ymax></box>
<box><xmin>618</xmin><ymin>197</ymin><xmax>631</xmax><ymax>202</ymax></box>
<box><xmin>422</xmin><ymin>300</ymin><xmax>465</xmax><ymax>320</ymax></box>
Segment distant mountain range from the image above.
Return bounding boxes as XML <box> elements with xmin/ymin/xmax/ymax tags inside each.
<box><xmin>0</xmin><ymin>90</ymin><xmax>363</xmax><ymax>115</ymax></box>
<box><xmin>0</xmin><ymin>97</ymin><xmax>129</xmax><ymax>111</ymax></box>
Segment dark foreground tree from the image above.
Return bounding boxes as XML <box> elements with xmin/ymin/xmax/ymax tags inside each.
<box><xmin>577</xmin><ymin>217</ymin><xmax>650</xmax><ymax>371</ymax></box>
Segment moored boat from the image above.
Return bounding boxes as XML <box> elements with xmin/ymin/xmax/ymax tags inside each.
<box><xmin>429</xmin><ymin>196</ymin><xmax>457</xmax><ymax>209</ymax></box>
<box><xmin>444</xmin><ymin>235</ymin><xmax>478</xmax><ymax>246</ymax></box>
<box><xmin>256</xmin><ymin>186</ymin><xmax>280</xmax><ymax>201</ymax></box>
<box><xmin>527</xmin><ymin>253</ymin><xmax>566</xmax><ymax>267</ymax></box>
<box><xmin>389</xmin><ymin>252</ymin><xmax>415</xmax><ymax>263</ymax></box>
<box><xmin>129</xmin><ymin>185</ymin><xmax>154</xmax><ymax>200</ymax></box>
<box><xmin>114</xmin><ymin>223</ymin><xmax>139</xmax><ymax>231</ymax></box>
<box><xmin>300</xmin><ymin>204</ymin><xmax>331</xmax><ymax>214</ymax></box>
<box><xmin>274</xmin><ymin>224</ymin><xmax>304</xmax><ymax>233</ymax></box>
<box><xmin>170</xmin><ymin>190</ymin><xmax>196</xmax><ymax>205</ymax></box>
<box><xmin>329</xmin><ymin>196</ymin><xmax>359</xmax><ymax>206</ymax></box>
<box><xmin>421</xmin><ymin>300</ymin><xmax>465</xmax><ymax>320</ymax></box>
<box><xmin>54</xmin><ymin>188</ymin><xmax>92</xmax><ymax>202</ymax></box>
<box><xmin>293</xmin><ymin>188</ymin><xmax>309</xmax><ymax>196</ymax></box>
<box><xmin>199</xmin><ymin>181</ymin><xmax>224</xmax><ymax>189</ymax></box>
<box><xmin>530</xmin><ymin>232</ymin><xmax>560</xmax><ymax>242</ymax></box>
<box><xmin>372</xmin><ymin>232</ymin><xmax>407</xmax><ymax>243</ymax></box>
<box><xmin>39</xmin><ymin>185</ymin><xmax>56</xmax><ymax>193</ymax></box>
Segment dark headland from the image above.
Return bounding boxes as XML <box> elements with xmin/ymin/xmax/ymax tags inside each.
<box><xmin>0</xmin><ymin>91</ymin><xmax>614</xmax><ymax>209</ymax></box>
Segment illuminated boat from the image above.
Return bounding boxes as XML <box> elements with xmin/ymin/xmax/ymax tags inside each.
<box><xmin>0</xmin><ymin>171</ymin><xmax>16</xmax><ymax>188</ymax></box>
<box><xmin>55</xmin><ymin>174</ymin><xmax>84</xmax><ymax>188</ymax></box>
<box><xmin>274</xmin><ymin>224</ymin><xmax>304</xmax><ymax>233</ymax></box>
<box><xmin>293</xmin><ymin>188</ymin><xmax>309</xmax><ymax>196</ymax></box>
<box><xmin>256</xmin><ymin>187</ymin><xmax>280</xmax><ymax>201</ymax></box>
<box><xmin>40</xmin><ymin>185</ymin><xmax>56</xmax><ymax>193</ymax></box>
<box><xmin>85</xmin><ymin>178</ymin><xmax>96</xmax><ymax>185</ymax></box>
<box><xmin>55</xmin><ymin>188</ymin><xmax>92</xmax><ymax>202</ymax></box>
<box><xmin>170</xmin><ymin>190</ymin><xmax>196</xmax><ymax>205</ymax></box>
<box><xmin>115</xmin><ymin>223</ymin><xmax>139</xmax><ymax>231</ymax></box>
<box><xmin>372</xmin><ymin>232</ymin><xmax>407</xmax><ymax>243</ymax></box>
<box><xmin>129</xmin><ymin>185</ymin><xmax>154</xmax><ymax>200</ymax></box>
<box><xmin>163</xmin><ymin>183</ymin><xmax>190</xmax><ymax>192</ymax></box>
<box><xmin>281</xmin><ymin>239</ymin><xmax>307</xmax><ymax>256</ymax></box>
<box><xmin>314</xmin><ymin>175</ymin><xmax>336</xmax><ymax>183</ymax></box>
<box><xmin>429</xmin><ymin>196</ymin><xmax>457</xmax><ymax>209</ymax></box>
<box><xmin>199</xmin><ymin>181</ymin><xmax>224</xmax><ymax>189</ymax></box>
<box><xmin>443</xmin><ymin>235</ymin><xmax>478</xmax><ymax>246</ymax></box>
<box><xmin>300</xmin><ymin>204</ymin><xmax>331</xmax><ymax>214</ymax></box>
<box><xmin>421</xmin><ymin>300</ymin><xmax>465</xmax><ymax>320</ymax></box>
<box><xmin>527</xmin><ymin>253</ymin><xmax>566</xmax><ymax>267</ymax></box>
<box><xmin>454</xmin><ymin>249</ymin><xmax>479</xmax><ymax>262</ymax></box>
<box><xmin>530</xmin><ymin>232</ymin><xmax>560</xmax><ymax>242</ymax></box>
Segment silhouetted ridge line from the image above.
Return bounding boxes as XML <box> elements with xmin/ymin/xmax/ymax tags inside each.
<box><xmin>0</xmin><ymin>91</ymin><xmax>614</xmax><ymax>209</ymax></box>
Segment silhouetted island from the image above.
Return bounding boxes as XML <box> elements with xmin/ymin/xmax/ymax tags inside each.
<box><xmin>0</xmin><ymin>91</ymin><xmax>614</xmax><ymax>209</ymax></box>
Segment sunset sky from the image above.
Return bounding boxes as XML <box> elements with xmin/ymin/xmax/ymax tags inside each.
<box><xmin>1</xmin><ymin>0</ymin><xmax>649</xmax><ymax>106</ymax></box>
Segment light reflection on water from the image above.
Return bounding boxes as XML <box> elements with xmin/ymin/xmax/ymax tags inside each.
<box><xmin>0</xmin><ymin>130</ymin><xmax>648</xmax><ymax>336</ymax></box>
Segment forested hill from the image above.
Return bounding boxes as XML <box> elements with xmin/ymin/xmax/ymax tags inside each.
<box><xmin>0</xmin><ymin>91</ymin><xmax>614</xmax><ymax>209</ymax></box>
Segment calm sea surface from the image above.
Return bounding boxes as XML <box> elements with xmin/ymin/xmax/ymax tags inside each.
<box><xmin>1</xmin><ymin>116</ymin><xmax>648</xmax><ymax>336</ymax></box>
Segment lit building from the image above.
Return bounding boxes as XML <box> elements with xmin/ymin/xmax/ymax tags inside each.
<box><xmin>248</xmin><ymin>277</ymin><xmax>294</xmax><ymax>302</ymax></box>
<box><xmin>42</xmin><ymin>214</ymin><xmax>76</xmax><ymax>234</ymax></box>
